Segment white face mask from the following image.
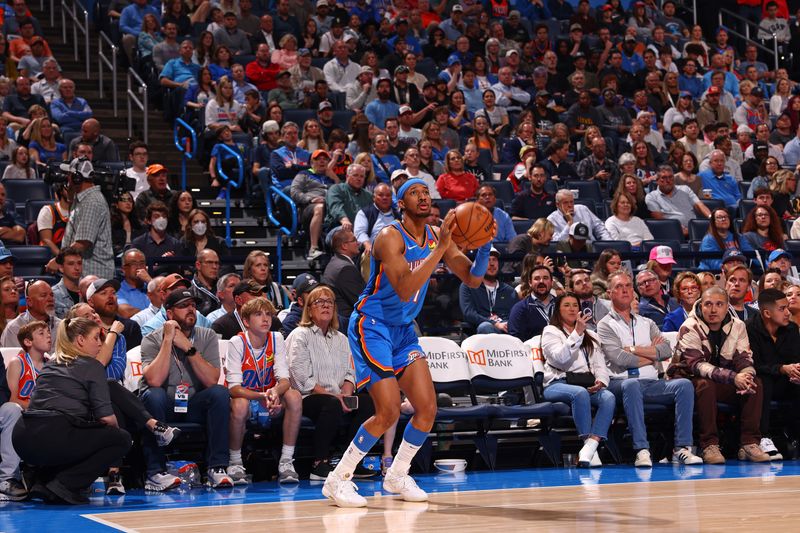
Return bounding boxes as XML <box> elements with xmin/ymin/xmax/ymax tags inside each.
<box><xmin>152</xmin><ymin>217</ymin><xmax>168</xmax><ymax>232</ymax></box>
<box><xmin>192</xmin><ymin>222</ymin><xmax>207</xmax><ymax>236</ymax></box>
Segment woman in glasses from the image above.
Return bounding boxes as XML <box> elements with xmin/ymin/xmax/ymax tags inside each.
<box><xmin>698</xmin><ymin>208</ymin><xmax>753</xmax><ymax>271</ymax></box>
<box><xmin>663</xmin><ymin>272</ymin><xmax>702</xmax><ymax>332</ymax></box>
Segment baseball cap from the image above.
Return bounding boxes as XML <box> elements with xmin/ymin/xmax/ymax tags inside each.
<box><xmin>489</xmin><ymin>247</ymin><xmax>501</xmax><ymax>258</ymax></box>
<box><xmin>519</xmin><ymin>144</ymin><xmax>536</xmax><ymax>159</ymax></box>
<box><xmin>277</xmin><ymin>70</ymin><xmax>291</xmax><ymax>78</ymax></box>
<box><xmin>768</xmin><ymin>248</ymin><xmax>792</xmax><ymax>263</ymax></box>
<box><xmin>707</xmin><ymin>86</ymin><xmax>721</xmax><ymax>95</ymax></box>
<box><xmin>316</xmin><ymin>0</ymin><xmax>328</xmax><ymax>6</ymax></box>
<box><xmin>359</xmin><ymin>65</ymin><xmax>373</xmax><ymax>75</ymax></box>
<box><xmin>753</xmin><ymin>140</ymin><xmax>769</xmax><ymax>151</ymax></box>
<box><xmin>164</xmin><ymin>289</ymin><xmax>200</xmax><ymax>310</ymax></box>
<box><xmin>398</xmin><ymin>104</ymin><xmax>413</xmax><ymax>115</ymax></box>
<box><xmin>292</xmin><ymin>273</ymin><xmax>319</xmax><ymax>296</ymax></box>
<box><xmin>569</xmin><ymin>222</ymin><xmax>589</xmax><ymax>240</ymax></box>
<box><xmin>679</xmin><ymin>91</ymin><xmax>692</xmax><ymax>98</ymax></box>
<box><xmin>722</xmin><ymin>249</ymin><xmax>746</xmax><ymax>264</ymax></box>
<box><xmin>572</xmin><ymin>51</ymin><xmax>586</xmax><ymax>61</ymax></box>
<box><xmin>395</xmin><ymin>17</ymin><xmax>408</xmax><ymax>25</ymax></box>
<box><xmin>535</xmin><ymin>89</ymin><xmax>550</xmax><ymax>98</ymax></box>
<box><xmin>447</xmin><ymin>54</ymin><xmax>461</xmax><ymax>67</ymax></box>
<box><xmin>262</xmin><ymin>120</ymin><xmax>280</xmax><ymax>134</ymax></box>
<box><xmin>318</xmin><ymin>101</ymin><xmax>333</xmax><ymax>111</ymax></box>
<box><xmin>86</xmin><ymin>278</ymin><xmax>120</xmax><ymax>301</ymax></box>
<box><xmin>570</xmin><ymin>23</ymin><xmax>583</xmax><ymax>32</ymax></box>
<box><xmin>751</xmin><ymin>87</ymin><xmax>764</xmax><ymax>98</ymax></box>
<box><xmin>298</xmin><ymin>48</ymin><xmax>311</xmax><ymax>56</ymax></box>
<box><xmin>509</xmin><ymin>10</ymin><xmax>520</xmax><ymax>18</ymax></box>
<box><xmin>311</xmin><ymin>149</ymin><xmax>330</xmax><ymax>160</ymax></box>
<box><xmin>160</xmin><ymin>273</ymin><xmax>190</xmax><ymax>292</ymax></box>
<box><xmin>146</xmin><ymin>163</ymin><xmax>167</xmax><ymax>176</ymax></box>
<box><xmin>451</xmin><ymin>4</ymin><xmax>463</xmax><ymax>12</ymax></box>
<box><xmin>649</xmin><ymin>245</ymin><xmax>677</xmax><ymax>265</ymax></box>
<box><xmin>233</xmin><ymin>279</ymin><xmax>266</xmax><ymax>297</ymax></box>
<box><xmin>390</xmin><ymin>168</ymin><xmax>409</xmax><ymax>182</ymax></box>
<box><xmin>377</xmin><ymin>76</ymin><xmax>392</xmax><ymax>86</ymax></box>
<box><xmin>0</xmin><ymin>243</ymin><xmax>12</xmax><ymax>263</ymax></box>
<box><xmin>423</xmin><ymin>80</ymin><xmax>437</xmax><ymax>89</ymax></box>
<box><xmin>505</xmin><ymin>49</ymin><xmax>519</xmax><ymax>58</ymax></box>
<box><xmin>624</xmin><ymin>34</ymin><xmax>637</xmax><ymax>42</ymax></box>
<box><xmin>394</xmin><ymin>65</ymin><xmax>410</xmax><ymax>75</ymax></box>
<box><xmin>601</xmin><ymin>4</ymin><xmax>613</xmax><ymax>10</ymax></box>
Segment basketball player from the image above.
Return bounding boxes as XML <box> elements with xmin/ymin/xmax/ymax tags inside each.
<box><xmin>322</xmin><ymin>178</ymin><xmax>495</xmax><ymax>507</ymax></box>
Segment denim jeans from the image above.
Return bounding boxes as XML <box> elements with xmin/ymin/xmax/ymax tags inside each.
<box><xmin>0</xmin><ymin>402</ymin><xmax>22</xmax><ymax>480</ymax></box>
<box><xmin>544</xmin><ymin>380</ymin><xmax>616</xmax><ymax>439</ymax></box>
<box><xmin>140</xmin><ymin>385</ymin><xmax>230</xmax><ymax>475</ymax></box>
<box><xmin>607</xmin><ymin>378</ymin><xmax>695</xmax><ymax>450</ymax></box>
<box><xmin>476</xmin><ymin>321</ymin><xmax>502</xmax><ymax>334</ymax></box>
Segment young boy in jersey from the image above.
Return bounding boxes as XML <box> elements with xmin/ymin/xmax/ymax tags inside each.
<box><xmin>323</xmin><ymin>178</ymin><xmax>495</xmax><ymax>507</ymax></box>
<box><xmin>225</xmin><ymin>297</ymin><xmax>303</xmax><ymax>484</ymax></box>
<box><xmin>0</xmin><ymin>321</ymin><xmax>49</xmax><ymax>500</ymax></box>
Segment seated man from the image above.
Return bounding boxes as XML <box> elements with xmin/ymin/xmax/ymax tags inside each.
<box><xmin>280</xmin><ymin>274</ymin><xmax>318</xmax><ymax>338</ymax></box>
<box><xmin>290</xmin><ymin>149</ymin><xmax>334</xmax><ymax>260</ymax></box>
<box><xmin>0</xmin><ymin>183</ymin><xmax>26</xmax><ymax>244</ymax></box>
<box><xmin>212</xmin><ymin>279</ymin><xmax>268</xmax><ymax>339</ymax></box>
<box><xmin>321</xmin><ymin>229</ymin><xmax>365</xmax><ymax>325</ymax></box>
<box><xmin>547</xmin><ymin>189</ymin><xmax>610</xmax><ymax>242</ymax></box>
<box><xmin>213</xmin><ymin>11</ymin><xmax>251</xmax><ymax>55</ymax></box>
<box><xmin>86</xmin><ymin>278</ymin><xmax>143</xmax><ymax>349</ymax></box>
<box><xmin>353</xmin><ymin>183</ymin><xmax>399</xmax><ymax>279</ymax></box>
<box><xmin>117</xmin><ymin>248</ymin><xmax>151</xmax><ymax>317</ymax></box>
<box><xmin>66</xmin><ymin>119</ymin><xmax>120</xmax><ymax>162</ymax></box>
<box><xmin>0</xmin><ymin>280</ymin><xmax>60</xmax><ymax>351</ymax></box>
<box><xmin>30</xmin><ymin>58</ymin><xmax>62</xmax><ymax>104</ymax></box>
<box><xmin>748</xmin><ymin>288</ymin><xmax>800</xmax><ymax>460</ymax></box>
<box><xmin>508</xmin><ymin>264</ymin><xmax>555</xmax><ymax>342</ymax></box>
<box><xmin>141</xmin><ymin>274</ymin><xmax>214</xmax><ymax>334</ymax></box>
<box><xmin>132</xmin><ymin>276</ymin><xmax>165</xmax><ymax>327</ymax></box>
<box><xmin>49</xmin><ymin>79</ymin><xmax>93</xmax><ymax>137</ymax></box>
<box><xmin>555</xmin><ymin>222</ymin><xmax>595</xmax><ymax>270</ymax></box>
<box><xmin>225</xmin><ymin>297</ymin><xmax>302</xmax><ymax>485</ymax></box>
<box><xmin>511</xmin><ymin>162</ymin><xmax>555</xmax><ymax>220</ymax></box>
<box><xmin>52</xmin><ymin>246</ymin><xmax>83</xmax><ymax>318</ymax></box>
<box><xmin>189</xmin><ymin>249</ymin><xmax>221</xmax><ymax>317</ymax></box>
<box><xmin>699</xmin><ymin>149</ymin><xmax>741</xmax><ymax>210</ymax></box>
<box><xmin>130</xmin><ymin>201</ymin><xmax>180</xmax><ymax>259</ymax></box>
<box><xmin>669</xmin><ymin>286</ymin><xmax>770</xmax><ymax>464</ymax></box>
<box><xmin>139</xmin><ymin>289</ymin><xmax>232</xmax><ymax>490</ymax></box>
<box><xmin>134</xmin><ymin>164</ymin><xmax>177</xmax><ymax>224</ymax></box>
<box><xmin>598</xmin><ymin>270</ymin><xmax>703</xmax><ymax>467</ymax></box>
<box><xmin>2</xmin><ymin>76</ymin><xmax>45</xmax><ymax>129</ymax></box>
<box><xmin>459</xmin><ymin>247</ymin><xmax>518</xmax><ymax>334</ymax></box>
<box><xmin>476</xmin><ymin>185</ymin><xmax>515</xmax><ymax>243</ymax></box>
<box><xmin>207</xmin><ymin>273</ymin><xmax>241</xmax><ymax>324</ymax></box>
<box><xmin>636</xmin><ymin>269</ymin><xmax>678</xmax><ymax>328</ymax></box>
<box><xmin>568</xmin><ymin>269</ymin><xmax>611</xmax><ymax>331</ymax></box>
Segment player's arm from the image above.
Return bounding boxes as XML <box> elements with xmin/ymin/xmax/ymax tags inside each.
<box><xmin>438</xmin><ymin>222</ymin><xmax>497</xmax><ymax>289</ymax></box>
<box><xmin>372</xmin><ymin>216</ymin><xmax>453</xmax><ymax>301</ymax></box>
<box><xmin>6</xmin><ymin>358</ymin><xmax>29</xmax><ymax>409</ymax></box>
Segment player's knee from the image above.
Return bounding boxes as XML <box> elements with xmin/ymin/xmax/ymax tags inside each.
<box><xmin>413</xmin><ymin>401</ymin><xmax>437</xmax><ymax>427</ymax></box>
<box><xmin>374</xmin><ymin>402</ymin><xmax>401</xmax><ymax>428</ymax></box>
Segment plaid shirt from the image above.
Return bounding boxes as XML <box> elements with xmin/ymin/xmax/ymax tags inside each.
<box><xmin>62</xmin><ymin>185</ymin><xmax>114</xmax><ymax>279</ymax></box>
<box><xmin>576</xmin><ymin>154</ymin><xmax>618</xmax><ymax>191</ymax></box>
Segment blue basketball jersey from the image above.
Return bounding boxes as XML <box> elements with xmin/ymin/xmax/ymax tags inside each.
<box><xmin>355</xmin><ymin>221</ymin><xmax>438</xmax><ymax>326</ymax></box>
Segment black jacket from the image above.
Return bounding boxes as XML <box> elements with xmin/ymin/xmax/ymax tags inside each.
<box><xmin>746</xmin><ymin>313</ymin><xmax>800</xmax><ymax>377</ymax></box>
<box><xmin>321</xmin><ymin>254</ymin><xmax>365</xmax><ymax>317</ymax></box>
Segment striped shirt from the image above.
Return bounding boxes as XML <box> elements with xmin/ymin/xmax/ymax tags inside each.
<box><xmin>286</xmin><ymin>325</ymin><xmax>354</xmax><ymax>396</ymax></box>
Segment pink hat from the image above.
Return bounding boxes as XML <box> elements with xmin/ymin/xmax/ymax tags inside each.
<box><xmin>649</xmin><ymin>245</ymin><xmax>676</xmax><ymax>265</ymax></box>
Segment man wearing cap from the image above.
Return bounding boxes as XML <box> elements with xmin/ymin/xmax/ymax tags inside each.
<box><xmin>0</xmin><ymin>280</ymin><xmax>59</xmax><ymax>351</ymax></box>
<box><xmin>311</xmin><ymin>0</ymin><xmax>334</xmax><ymax>35</ymax></box>
<box><xmin>130</xmin><ymin>201</ymin><xmax>180</xmax><ymax>259</ymax></box>
<box><xmin>212</xmin><ymin>279</ymin><xmax>272</xmax><ymax>339</ymax></box>
<box><xmin>133</xmin><ymin>164</ymin><xmax>176</xmax><ymax>225</ymax></box>
<box><xmin>620</xmin><ymin>34</ymin><xmax>645</xmax><ymax>75</ymax></box>
<box><xmin>397</xmin><ymin>105</ymin><xmax>422</xmax><ymax>145</ymax></box>
<box><xmin>548</xmin><ymin>188</ymin><xmax>610</xmax><ymax>243</ymax></box>
<box><xmin>439</xmin><ymin>4</ymin><xmax>466</xmax><ymax>42</ymax></box>
<box><xmin>87</xmin><ymin>278</ymin><xmax>144</xmax><ymax>349</ymax></box>
<box><xmin>323</xmin><ymin>40</ymin><xmax>361</xmax><ymax>93</ymax></box>
<box><xmin>554</xmin><ymin>222</ymin><xmax>594</xmax><ymax>270</ymax></box>
<box><xmin>291</xmin><ymin>149</ymin><xmax>336</xmax><ymax>260</ymax></box>
<box><xmin>365</xmin><ymin>78</ymin><xmax>401</xmax><ymax>129</ymax></box>
<box><xmin>459</xmin><ymin>247</ymin><xmax>517</xmax><ymax>334</ymax></box>
<box><xmin>734</xmin><ymin>87</ymin><xmax>768</xmax><ymax>131</ymax></box>
<box><xmin>289</xmin><ymin>48</ymin><xmax>325</xmax><ymax>89</ymax></box>
<box><xmin>139</xmin><ymin>288</ymin><xmax>232</xmax><ymax>491</ymax></box>
<box><xmin>636</xmin><ymin>268</ymin><xmax>678</xmax><ymax>328</ymax></box>
<box><xmin>319</xmin><ymin>17</ymin><xmax>349</xmax><ymax>57</ymax></box>
<box><xmin>267</xmin><ymin>70</ymin><xmax>300</xmax><ymax>110</ymax></box>
<box><xmin>280</xmin><ymin>273</ymin><xmax>318</xmax><ymax>337</ymax></box>
<box><xmin>345</xmin><ymin>65</ymin><xmax>377</xmax><ymax>112</ymax></box>
<box><xmin>768</xmin><ymin>249</ymin><xmax>800</xmax><ymax>285</ymax></box>
<box><xmin>141</xmin><ymin>274</ymin><xmax>214</xmax><ymax>335</ymax></box>
<box><xmin>322</xmin><ymin>229</ymin><xmax>365</xmax><ymax>326</ymax></box>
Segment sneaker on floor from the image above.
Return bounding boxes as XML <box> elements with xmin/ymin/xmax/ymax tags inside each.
<box><xmin>738</xmin><ymin>443</ymin><xmax>771</xmax><ymax>463</ymax></box>
<box><xmin>226</xmin><ymin>464</ymin><xmax>249</xmax><ymax>486</ymax></box>
<box><xmin>310</xmin><ymin>460</ymin><xmax>333</xmax><ymax>481</ymax></box>
<box><xmin>381</xmin><ymin>457</ymin><xmax>393</xmax><ymax>477</ymax></box>
<box><xmin>577</xmin><ymin>439</ymin><xmax>599</xmax><ymax>468</ymax></box>
<box><xmin>383</xmin><ymin>470</ymin><xmax>428</xmax><ymax>502</ymax></box>
<box><xmin>105</xmin><ymin>472</ymin><xmax>125</xmax><ymax>495</ymax></box>
<box><xmin>702</xmin><ymin>445</ymin><xmax>726</xmax><ymax>464</ymax></box>
<box><xmin>634</xmin><ymin>449</ymin><xmax>652</xmax><ymax>468</ymax></box>
<box><xmin>307</xmin><ymin>249</ymin><xmax>324</xmax><ymax>261</ymax></box>
<box><xmin>153</xmin><ymin>422</ymin><xmax>181</xmax><ymax>447</ymax></box>
<box><xmin>589</xmin><ymin>451</ymin><xmax>602</xmax><ymax>467</ymax></box>
<box><xmin>145</xmin><ymin>471</ymin><xmax>181</xmax><ymax>492</ymax></box>
<box><xmin>322</xmin><ymin>471</ymin><xmax>367</xmax><ymax>508</ymax></box>
<box><xmin>207</xmin><ymin>467</ymin><xmax>233</xmax><ymax>488</ymax></box>
<box><xmin>353</xmin><ymin>462</ymin><xmax>379</xmax><ymax>479</ymax></box>
<box><xmin>0</xmin><ymin>478</ymin><xmax>27</xmax><ymax>501</ymax></box>
<box><xmin>278</xmin><ymin>459</ymin><xmax>299</xmax><ymax>484</ymax></box>
<box><xmin>672</xmin><ymin>447</ymin><xmax>703</xmax><ymax>465</ymax></box>
<box><xmin>760</xmin><ymin>437</ymin><xmax>784</xmax><ymax>461</ymax></box>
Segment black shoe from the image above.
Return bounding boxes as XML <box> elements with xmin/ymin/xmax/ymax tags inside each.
<box><xmin>29</xmin><ymin>483</ymin><xmax>57</xmax><ymax>503</ymax></box>
<box><xmin>0</xmin><ymin>479</ymin><xmax>27</xmax><ymax>501</ymax></box>
<box><xmin>353</xmin><ymin>463</ymin><xmax>379</xmax><ymax>479</ymax></box>
<box><xmin>45</xmin><ymin>479</ymin><xmax>89</xmax><ymax>505</ymax></box>
<box><xmin>309</xmin><ymin>461</ymin><xmax>332</xmax><ymax>481</ymax></box>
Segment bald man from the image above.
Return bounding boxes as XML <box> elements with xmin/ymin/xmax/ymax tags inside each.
<box><xmin>0</xmin><ymin>280</ymin><xmax>61</xmax><ymax>351</ymax></box>
<box><xmin>67</xmin><ymin>118</ymin><xmax>120</xmax><ymax>162</ymax></box>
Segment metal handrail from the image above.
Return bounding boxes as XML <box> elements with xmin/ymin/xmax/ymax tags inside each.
<box><xmin>173</xmin><ymin>118</ymin><xmax>197</xmax><ymax>191</ymax></box>
<box><xmin>98</xmin><ymin>31</ymin><xmax>118</xmax><ymax>117</ymax></box>
<box><xmin>60</xmin><ymin>0</ymin><xmax>90</xmax><ymax>78</ymax></box>
<box><xmin>214</xmin><ymin>144</ymin><xmax>244</xmax><ymax>247</ymax></box>
<box><xmin>127</xmin><ymin>69</ymin><xmax>148</xmax><ymax>142</ymax></box>
<box><xmin>718</xmin><ymin>9</ymin><xmax>780</xmax><ymax>70</ymax></box>
<box><xmin>264</xmin><ymin>184</ymin><xmax>298</xmax><ymax>284</ymax></box>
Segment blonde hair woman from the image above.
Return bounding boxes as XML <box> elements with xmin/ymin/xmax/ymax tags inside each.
<box><xmin>243</xmin><ymin>250</ymin><xmax>289</xmax><ymax>309</ymax></box>
<box><xmin>353</xmin><ymin>152</ymin><xmax>377</xmax><ymax>188</ymax></box>
<box><xmin>298</xmin><ymin>119</ymin><xmax>328</xmax><ymax>152</ymax></box>
<box><xmin>204</xmin><ymin>76</ymin><xmax>243</xmax><ymax>133</ymax></box>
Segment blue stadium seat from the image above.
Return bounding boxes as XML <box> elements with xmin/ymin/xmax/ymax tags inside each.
<box><xmin>25</xmin><ymin>199</ymin><xmax>52</xmax><ymax>225</ymax></box>
<box><xmin>483</xmin><ymin>180</ymin><xmax>515</xmax><ymax>206</ymax></box>
<box><xmin>2</xmin><ymin>180</ymin><xmax>51</xmax><ymax>203</ymax></box>
<box><xmin>564</xmin><ymin>180</ymin><xmax>603</xmax><ymax>204</ymax></box>
<box><xmin>513</xmin><ymin>219</ymin><xmax>533</xmax><ymax>235</ymax></box>
<box><xmin>688</xmin><ymin>218</ymin><xmax>710</xmax><ymax>242</ymax></box>
<box><xmin>644</xmin><ymin>218</ymin><xmax>684</xmax><ymax>242</ymax></box>
<box><xmin>416</xmin><ymin>57</ymin><xmax>437</xmax><ymax>79</ymax></box>
<box><xmin>740</xmin><ymin>200</ymin><xmax>756</xmax><ymax>219</ymax></box>
<box><xmin>701</xmin><ymin>198</ymin><xmax>725</xmax><ymax>212</ymax></box>
<box><xmin>331</xmin><ymin>110</ymin><xmax>354</xmax><ymax>130</ymax></box>
<box><xmin>10</xmin><ymin>246</ymin><xmax>52</xmax><ymax>276</ymax></box>
<box><xmin>283</xmin><ymin>109</ymin><xmax>315</xmax><ymax>129</ymax></box>
<box><xmin>592</xmin><ymin>240</ymin><xmax>632</xmax><ymax>253</ymax></box>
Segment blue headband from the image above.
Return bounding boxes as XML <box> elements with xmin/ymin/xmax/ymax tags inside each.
<box><xmin>396</xmin><ymin>178</ymin><xmax>428</xmax><ymax>201</ymax></box>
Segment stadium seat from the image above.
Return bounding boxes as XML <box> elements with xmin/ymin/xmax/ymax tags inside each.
<box><xmin>283</xmin><ymin>109</ymin><xmax>315</xmax><ymax>128</ymax></box>
<box><xmin>483</xmin><ymin>180</ymin><xmax>515</xmax><ymax>206</ymax></box>
<box><xmin>331</xmin><ymin>110</ymin><xmax>354</xmax><ymax>131</ymax></box>
<box><xmin>688</xmin><ymin>218</ymin><xmax>710</xmax><ymax>242</ymax></box>
<box><xmin>416</xmin><ymin>57</ymin><xmax>437</xmax><ymax>79</ymax></box>
<box><xmin>10</xmin><ymin>246</ymin><xmax>52</xmax><ymax>275</ymax></box>
<box><xmin>784</xmin><ymin>240</ymin><xmax>800</xmax><ymax>255</ymax></box>
<box><xmin>740</xmin><ymin>200</ymin><xmax>756</xmax><ymax>219</ymax></box>
<box><xmin>436</xmin><ymin>199</ymin><xmax>456</xmax><ymax>218</ymax></box>
<box><xmin>564</xmin><ymin>180</ymin><xmax>602</xmax><ymax>204</ymax></box>
<box><xmin>701</xmin><ymin>198</ymin><xmax>725</xmax><ymax>212</ymax></box>
<box><xmin>25</xmin><ymin>199</ymin><xmax>52</xmax><ymax>225</ymax></box>
<box><xmin>513</xmin><ymin>219</ymin><xmax>533</xmax><ymax>235</ymax></box>
<box><xmin>644</xmin><ymin>218</ymin><xmax>684</xmax><ymax>242</ymax></box>
<box><xmin>2</xmin><ymin>180</ymin><xmax>51</xmax><ymax>203</ymax></box>
<box><xmin>592</xmin><ymin>240</ymin><xmax>632</xmax><ymax>253</ymax></box>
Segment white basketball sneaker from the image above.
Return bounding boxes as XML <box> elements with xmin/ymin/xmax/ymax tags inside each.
<box><xmin>322</xmin><ymin>472</ymin><xmax>367</xmax><ymax>508</ymax></box>
<box><xmin>383</xmin><ymin>470</ymin><xmax>428</xmax><ymax>502</ymax></box>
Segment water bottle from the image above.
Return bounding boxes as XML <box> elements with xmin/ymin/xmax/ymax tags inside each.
<box><xmin>249</xmin><ymin>399</ymin><xmax>271</xmax><ymax>428</ymax></box>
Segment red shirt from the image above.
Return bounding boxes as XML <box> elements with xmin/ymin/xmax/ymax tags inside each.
<box><xmin>436</xmin><ymin>171</ymin><xmax>479</xmax><ymax>203</ymax></box>
<box><xmin>245</xmin><ymin>60</ymin><xmax>280</xmax><ymax>91</ymax></box>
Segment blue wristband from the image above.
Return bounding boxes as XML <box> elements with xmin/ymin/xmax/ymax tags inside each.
<box><xmin>470</xmin><ymin>241</ymin><xmax>492</xmax><ymax>277</ymax></box>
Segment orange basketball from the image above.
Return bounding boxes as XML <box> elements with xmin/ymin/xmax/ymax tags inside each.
<box><xmin>450</xmin><ymin>202</ymin><xmax>495</xmax><ymax>250</ymax></box>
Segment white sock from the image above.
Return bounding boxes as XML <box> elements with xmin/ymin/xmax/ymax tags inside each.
<box><xmin>387</xmin><ymin>439</ymin><xmax>421</xmax><ymax>476</ymax></box>
<box><xmin>280</xmin><ymin>445</ymin><xmax>295</xmax><ymax>462</ymax></box>
<box><xmin>332</xmin><ymin>442</ymin><xmax>368</xmax><ymax>477</ymax></box>
<box><xmin>229</xmin><ymin>449</ymin><xmax>242</xmax><ymax>466</ymax></box>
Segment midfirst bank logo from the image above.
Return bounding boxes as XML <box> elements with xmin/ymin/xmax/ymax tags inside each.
<box><xmin>468</xmin><ymin>348</ymin><xmax>530</xmax><ymax>367</ymax></box>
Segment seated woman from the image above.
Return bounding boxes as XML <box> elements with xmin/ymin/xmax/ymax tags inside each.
<box><xmin>770</xmin><ymin>169</ymin><xmax>798</xmax><ymax>218</ymax></box>
<box><xmin>590</xmin><ymin>249</ymin><xmax>623</xmax><ymax>298</ymax></box>
<box><xmin>178</xmin><ymin>208</ymin><xmax>228</xmax><ymax>258</ymax></box>
<box><xmin>435</xmin><ymin>149</ymin><xmax>480</xmax><ymax>203</ymax></box>
<box><xmin>0</xmin><ymin>274</ymin><xmax>18</xmax><ymax>337</ymax></box>
<box><xmin>28</xmin><ymin>118</ymin><xmax>66</xmax><ymax>166</ymax></box>
<box><xmin>614</xmin><ymin>172</ymin><xmax>651</xmax><ymax>219</ymax></box>
<box><xmin>663</xmin><ymin>272</ymin><xmax>701</xmax><ymax>332</ymax></box>
<box><xmin>110</xmin><ymin>191</ymin><xmax>144</xmax><ymax>256</ymax></box>
<box><xmin>2</xmin><ymin>145</ymin><xmax>35</xmax><ymax>180</ymax></box>
<box><xmin>167</xmin><ymin>190</ymin><xmax>197</xmax><ymax>238</ymax></box>
<box><xmin>541</xmin><ymin>293</ymin><xmax>615</xmax><ymax>468</ymax></box>
<box><xmin>286</xmin><ymin>285</ymin><xmax>376</xmax><ymax>480</ymax></box>
<box><xmin>208</xmin><ymin>45</ymin><xmax>233</xmax><ymax>82</ymax></box>
<box><xmin>243</xmin><ymin>250</ymin><xmax>289</xmax><ymax>311</ymax></box>
<box><xmin>742</xmin><ymin>205</ymin><xmax>785</xmax><ymax>253</ymax></box>
<box><xmin>698</xmin><ymin>208</ymin><xmax>753</xmax><ymax>271</ymax></box>
<box><xmin>746</xmin><ymin>156</ymin><xmax>779</xmax><ymax>199</ymax></box>
<box><xmin>11</xmin><ymin>318</ymin><xmax>131</xmax><ymax>504</ymax></box>
<box><xmin>604</xmin><ymin>190</ymin><xmax>653</xmax><ymax>250</ymax></box>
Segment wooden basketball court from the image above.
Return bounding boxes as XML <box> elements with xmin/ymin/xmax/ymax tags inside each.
<box><xmin>83</xmin><ymin>475</ymin><xmax>800</xmax><ymax>532</ymax></box>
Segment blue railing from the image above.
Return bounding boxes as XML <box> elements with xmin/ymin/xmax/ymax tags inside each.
<box><xmin>264</xmin><ymin>183</ymin><xmax>297</xmax><ymax>284</ymax></box>
<box><xmin>173</xmin><ymin>119</ymin><xmax>197</xmax><ymax>191</ymax></box>
<box><xmin>214</xmin><ymin>144</ymin><xmax>244</xmax><ymax>247</ymax></box>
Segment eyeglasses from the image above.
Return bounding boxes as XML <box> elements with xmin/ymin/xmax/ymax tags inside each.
<box><xmin>680</xmin><ymin>285</ymin><xmax>700</xmax><ymax>293</ymax></box>
<box><xmin>201</xmin><ymin>260</ymin><xmax>220</xmax><ymax>265</ymax></box>
<box><xmin>639</xmin><ymin>278</ymin><xmax>658</xmax><ymax>286</ymax></box>
<box><xmin>311</xmin><ymin>298</ymin><xmax>334</xmax><ymax>307</ymax></box>
<box><xmin>714</xmin><ymin>215</ymin><xmax>729</xmax><ymax>220</ymax></box>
